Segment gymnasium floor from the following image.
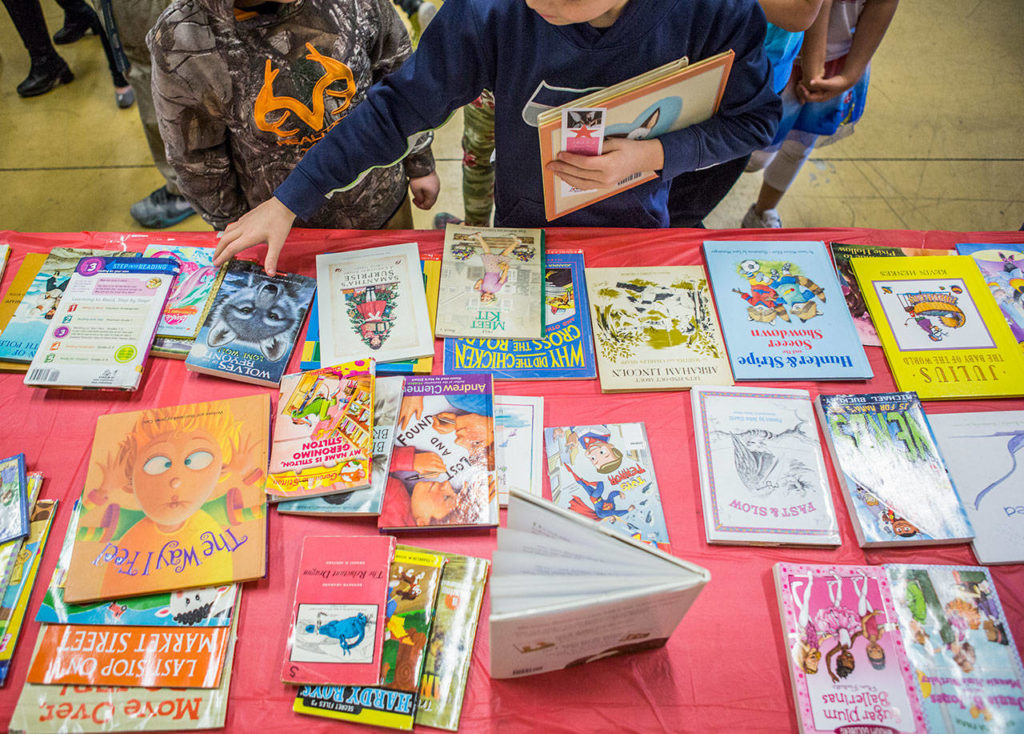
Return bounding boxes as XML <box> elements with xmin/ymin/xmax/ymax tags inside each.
<box><xmin>1</xmin><ymin>0</ymin><xmax>1021</xmax><ymax>234</ymax></box>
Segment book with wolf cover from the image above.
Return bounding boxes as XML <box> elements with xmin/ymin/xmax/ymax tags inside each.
<box><xmin>884</xmin><ymin>564</ymin><xmax>1024</xmax><ymax>733</ymax></box>
<box><xmin>283</xmin><ymin>535</ymin><xmax>396</xmax><ymax>687</ymax></box>
<box><xmin>537</xmin><ymin>51</ymin><xmax>733</xmax><ymax>221</ymax></box>
<box><xmin>142</xmin><ymin>245</ymin><xmax>225</xmax><ymax>340</ymax></box>
<box><xmin>63</xmin><ymin>394</ymin><xmax>270</xmax><ymax>604</ymax></box>
<box><xmin>268</xmin><ymin>360</ymin><xmax>374</xmax><ymax>501</ymax></box>
<box><xmin>773</xmin><ymin>562</ymin><xmax>927</xmax><ymax>734</ymax></box>
<box><xmin>586</xmin><ymin>265</ymin><xmax>732</xmax><ymax>391</ymax></box>
<box><xmin>0</xmin><ymin>252</ymin><xmax>46</xmax><ymax>372</ymax></box>
<box><xmin>0</xmin><ymin>453</ymin><xmax>30</xmax><ymax>546</ymax></box>
<box><xmin>955</xmin><ymin>243</ymin><xmax>1024</xmax><ymax>348</ymax></box>
<box><xmin>851</xmin><ymin>255</ymin><xmax>1024</xmax><ymax>400</ymax></box>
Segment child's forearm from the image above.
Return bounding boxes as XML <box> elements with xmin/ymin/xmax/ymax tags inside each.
<box><xmin>798</xmin><ymin>0</ymin><xmax>831</xmax><ymax>76</ymax></box>
<box><xmin>841</xmin><ymin>0</ymin><xmax>898</xmax><ymax>82</ymax></box>
<box><xmin>757</xmin><ymin>0</ymin><xmax>826</xmax><ymax>32</ymax></box>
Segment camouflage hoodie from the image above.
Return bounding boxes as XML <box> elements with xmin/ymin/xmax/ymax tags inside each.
<box><xmin>148</xmin><ymin>0</ymin><xmax>434</xmax><ymax>229</ymax></box>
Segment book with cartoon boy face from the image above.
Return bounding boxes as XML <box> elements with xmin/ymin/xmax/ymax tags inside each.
<box><xmin>63</xmin><ymin>394</ymin><xmax>270</xmax><ymax>604</ymax></box>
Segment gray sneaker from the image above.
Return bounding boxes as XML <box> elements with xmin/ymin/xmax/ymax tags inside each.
<box><xmin>741</xmin><ymin>203</ymin><xmax>782</xmax><ymax>229</ymax></box>
<box><xmin>130</xmin><ymin>186</ymin><xmax>196</xmax><ymax>228</ymax></box>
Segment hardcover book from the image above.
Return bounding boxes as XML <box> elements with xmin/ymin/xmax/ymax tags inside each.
<box><xmin>186</xmin><ymin>259</ymin><xmax>316</xmax><ymax>387</ymax></box>
<box><xmin>0</xmin><ymin>453</ymin><xmax>30</xmax><ymax>546</ymax></box>
<box><xmin>443</xmin><ymin>251</ymin><xmax>597</xmax><ymax>380</ymax></box>
<box><xmin>544</xmin><ymin>423</ymin><xmax>670</xmax><ymax>549</ymax></box>
<box><xmin>586</xmin><ymin>265</ymin><xmax>732</xmax><ymax>391</ymax></box>
<box><xmin>885</xmin><ymin>564</ymin><xmax>1024</xmax><ymax>733</ymax></box>
<box><xmin>489</xmin><ymin>491</ymin><xmax>709</xmax><ymax>678</ymax></box>
<box><xmin>283</xmin><ymin>535</ymin><xmax>396</xmax><ymax>687</ymax></box>
<box><xmin>63</xmin><ymin>394</ymin><xmax>270</xmax><ymax>604</ymax></box>
<box><xmin>815</xmin><ymin>392</ymin><xmax>973</xmax><ymax>547</ymax></box>
<box><xmin>773</xmin><ymin>562</ymin><xmax>927</xmax><ymax>734</ymax></box>
<box><xmin>142</xmin><ymin>245</ymin><xmax>224</xmax><ymax>340</ymax></box>
<box><xmin>378</xmin><ymin>375</ymin><xmax>498</xmax><ymax>531</ymax></box>
<box><xmin>703</xmin><ymin>241</ymin><xmax>872</xmax><ymax>381</ymax></box>
<box><xmin>927</xmin><ymin>410</ymin><xmax>1024</xmax><ymax>565</ymax></box>
<box><xmin>0</xmin><ymin>471</ymin><xmax>42</xmax><ymax>593</ymax></box>
<box><xmin>435</xmin><ymin>224</ymin><xmax>545</xmax><ymax>340</ymax></box>
<box><xmin>267</xmin><ymin>360</ymin><xmax>375</xmax><ymax>501</ymax></box>
<box><xmin>955</xmin><ymin>243</ymin><xmax>1024</xmax><ymax>347</ymax></box>
<box><xmin>494</xmin><ymin>395</ymin><xmax>544</xmax><ymax>506</ymax></box>
<box><xmin>851</xmin><ymin>255</ymin><xmax>1024</xmax><ymax>399</ymax></box>
<box><xmin>691</xmin><ymin>386</ymin><xmax>841</xmax><ymax>546</ymax></box>
<box><xmin>0</xmin><ymin>252</ymin><xmax>46</xmax><ymax>372</ymax></box>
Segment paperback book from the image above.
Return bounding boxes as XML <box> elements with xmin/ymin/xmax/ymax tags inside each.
<box><xmin>494</xmin><ymin>395</ymin><xmax>544</xmax><ymax>506</ymax></box>
<box><xmin>0</xmin><ymin>253</ymin><xmax>46</xmax><ymax>371</ymax></box>
<box><xmin>151</xmin><ymin>334</ymin><xmax>194</xmax><ymax>359</ymax></box>
<box><xmin>142</xmin><ymin>245</ymin><xmax>224</xmax><ymax>339</ymax></box>
<box><xmin>955</xmin><ymin>243</ymin><xmax>1024</xmax><ymax>347</ymax></box>
<box><xmin>544</xmin><ymin>423</ymin><xmax>670</xmax><ymax>549</ymax></box>
<box><xmin>0</xmin><ymin>453</ymin><xmax>30</xmax><ymax>546</ymax></box>
<box><xmin>0</xmin><ymin>471</ymin><xmax>42</xmax><ymax>593</ymax></box>
<box><xmin>586</xmin><ymin>265</ymin><xmax>732</xmax><ymax>391</ymax></box>
<box><xmin>0</xmin><ymin>244</ymin><xmax>8</xmax><ymax>281</ymax></box>
<box><xmin>703</xmin><ymin>241</ymin><xmax>872</xmax><ymax>381</ymax></box>
<box><xmin>815</xmin><ymin>392</ymin><xmax>973</xmax><ymax>547</ymax></box>
<box><xmin>691</xmin><ymin>386</ymin><xmax>840</xmax><ymax>546</ymax></box>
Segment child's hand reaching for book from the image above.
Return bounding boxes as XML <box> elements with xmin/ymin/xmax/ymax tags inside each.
<box><xmin>214</xmin><ymin>197</ymin><xmax>297</xmax><ymax>277</ymax></box>
<box><xmin>548</xmin><ymin>138</ymin><xmax>664</xmax><ymax>191</ymax></box>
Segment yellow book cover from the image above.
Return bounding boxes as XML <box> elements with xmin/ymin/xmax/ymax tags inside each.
<box><xmin>0</xmin><ymin>253</ymin><xmax>47</xmax><ymax>372</ymax></box>
<box><xmin>852</xmin><ymin>255</ymin><xmax>1024</xmax><ymax>400</ymax></box>
<box><xmin>63</xmin><ymin>394</ymin><xmax>270</xmax><ymax>603</ymax></box>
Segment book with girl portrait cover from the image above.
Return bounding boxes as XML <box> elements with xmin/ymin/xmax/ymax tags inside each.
<box><xmin>378</xmin><ymin>375</ymin><xmax>497</xmax><ymax>531</ymax></box>
<box><xmin>955</xmin><ymin>243</ymin><xmax>1024</xmax><ymax>348</ymax></box>
<box><xmin>63</xmin><ymin>394</ymin><xmax>270</xmax><ymax>604</ymax></box>
<box><xmin>773</xmin><ymin>562</ymin><xmax>927</xmax><ymax>734</ymax></box>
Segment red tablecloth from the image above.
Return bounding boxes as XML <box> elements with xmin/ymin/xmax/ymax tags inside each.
<box><xmin>1</xmin><ymin>227</ymin><xmax>1023</xmax><ymax>734</ymax></box>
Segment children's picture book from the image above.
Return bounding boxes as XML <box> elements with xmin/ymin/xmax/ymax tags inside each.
<box><xmin>378</xmin><ymin>375</ymin><xmax>497</xmax><ymax>531</ymax></box>
<box><xmin>559</xmin><ymin>107</ymin><xmax>606</xmax><ymax>197</ymax></box>
<box><xmin>852</xmin><ymin>255</ymin><xmax>1024</xmax><ymax>399</ymax></box>
<box><xmin>415</xmin><ymin>552</ymin><xmax>490</xmax><ymax>732</ymax></box>
<box><xmin>276</xmin><ymin>375</ymin><xmax>404</xmax><ymax>517</ymax></box>
<box><xmin>494</xmin><ymin>396</ymin><xmax>544</xmax><ymax>507</ymax></box>
<box><xmin>773</xmin><ymin>562</ymin><xmax>927</xmax><ymax>734</ymax></box>
<box><xmin>586</xmin><ymin>265</ymin><xmax>732</xmax><ymax>391</ymax></box>
<box><xmin>815</xmin><ymin>392</ymin><xmax>973</xmax><ymax>547</ymax></box>
<box><xmin>315</xmin><ymin>243</ymin><xmax>433</xmax><ymax>366</ymax></box>
<box><xmin>142</xmin><ymin>245</ymin><xmax>224</xmax><ymax>340</ymax></box>
<box><xmin>489</xmin><ymin>491</ymin><xmax>709</xmax><ymax>678</ymax></box>
<box><xmin>24</xmin><ymin>256</ymin><xmax>178</xmax><ymax>391</ymax></box>
<box><xmin>435</xmin><ymin>224</ymin><xmax>545</xmax><ymax>340</ymax></box>
<box><xmin>186</xmin><ymin>259</ymin><xmax>316</xmax><ymax>387</ymax></box>
<box><xmin>283</xmin><ymin>535</ymin><xmax>396</xmax><ymax>687</ymax></box>
<box><xmin>151</xmin><ymin>334</ymin><xmax>194</xmax><ymax>359</ymax></box>
<box><xmin>443</xmin><ymin>251</ymin><xmax>597</xmax><ymax>380</ymax></box>
<box><xmin>0</xmin><ymin>471</ymin><xmax>42</xmax><ymax>593</ymax></box>
<box><xmin>0</xmin><ymin>252</ymin><xmax>47</xmax><ymax>372</ymax></box>
<box><xmin>268</xmin><ymin>360</ymin><xmax>374</xmax><ymax>501</ymax></box>
<box><xmin>955</xmin><ymin>243</ymin><xmax>1024</xmax><ymax>347</ymax></box>
<box><xmin>0</xmin><ymin>454</ymin><xmax>30</xmax><ymax>546</ymax></box>
<box><xmin>544</xmin><ymin>423</ymin><xmax>670</xmax><ymax>549</ymax></box>
<box><xmin>885</xmin><ymin>564</ymin><xmax>1024</xmax><ymax>733</ymax></box>
<box><xmin>927</xmin><ymin>410</ymin><xmax>1024</xmax><ymax>565</ymax></box>
<box><xmin>703</xmin><ymin>241</ymin><xmax>873</xmax><ymax>381</ymax></box>
<box><xmin>537</xmin><ymin>51</ymin><xmax>733</xmax><ymax>221</ymax></box>
<box><xmin>691</xmin><ymin>386</ymin><xmax>840</xmax><ymax>546</ymax></box>
<box><xmin>63</xmin><ymin>394</ymin><xmax>270</xmax><ymax>604</ymax></box>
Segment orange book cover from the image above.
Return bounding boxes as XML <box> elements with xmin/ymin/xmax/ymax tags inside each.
<box><xmin>26</xmin><ymin>624</ymin><xmax>230</xmax><ymax>688</ymax></box>
<box><xmin>63</xmin><ymin>394</ymin><xmax>270</xmax><ymax>604</ymax></box>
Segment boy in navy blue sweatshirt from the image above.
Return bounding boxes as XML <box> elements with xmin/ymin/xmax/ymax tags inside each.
<box><xmin>216</xmin><ymin>0</ymin><xmax>781</xmax><ymax>274</ymax></box>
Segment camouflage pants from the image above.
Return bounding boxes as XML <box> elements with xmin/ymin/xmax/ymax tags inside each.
<box><xmin>461</xmin><ymin>89</ymin><xmax>495</xmax><ymax>227</ymax></box>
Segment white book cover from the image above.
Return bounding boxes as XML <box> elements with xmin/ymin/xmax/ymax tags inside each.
<box><xmin>691</xmin><ymin>386</ymin><xmax>840</xmax><ymax>546</ymax></box>
<box><xmin>315</xmin><ymin>243</ymin><xmax>433</xmax><ymax>366</ymax></box>
<box><xmin>494</xmin><ymin>396</ymin><xmax>544</xmax><ymax>507</ymax></box>
<box><xmin>927</xmin><ymin>410</ymin><xmax>1024</xmax><ymax>565</ymax></box>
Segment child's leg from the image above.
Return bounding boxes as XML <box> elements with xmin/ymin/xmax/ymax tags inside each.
<box><xmin>759</xmin><ymin>131</ymin><xmax>817</xmax><ymax>209</ymax></box>
<box><xmin>461</xmin><ymin>90</ymin><xmax>496</xmax><ymax>227</ymax></box>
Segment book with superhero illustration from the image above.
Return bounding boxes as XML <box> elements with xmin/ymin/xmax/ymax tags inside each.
<box><xmin>703</xmin><ymin>241</ymin><xmax>872</xmax><ymax>381</ymax></box>
<box><xmin>691</xmin><ymin>386</ymin><xmax>840</xmax><ymax>546</ymax></box>
<box><xmin>955</xmin><ymin>243</ymin><xmax>1024</xmax><ymax>348</ymax></box>
<box><xmin>0</xmin><ymin>453</ymin><xmax>30</xmax><ymax>546</ymax></box>
<box><xmin>283</xmin><ymin>535</ymin><xmax>396</xmax><ymax>687</ymax></box>
<box><xmin>142</xmin><ymin>245</ymin><xmax>225</xmax><ymax>340</ymax></box>
<box><xmin>315</xmin><ymin>243</ymin><xmax>433</xmax><ymax>367</ymax></box>
<box><xmin>586</xmin><ymin>265</ymin><xmax>732</xmax><ymax>391</ymax></box>
<box><xmin>24</xmin><ymin>256</ymin><xmax>179</xmax><ymax>391</ymax></box>
<box><xmin>884</xmin><ymin>564</ymin><xmax>1024</xmax><ymax>733</ymax></box>
<box><xmin>927</xmin><ymin>410</ymin><xmax>1024</xmax><ymax>565</ymax></box>
<box><xmin>435</xmin><ymin>224</ymin><xmax>546</xmax><ymax>341</ymax></box>
<box><xmin>852</xmin><ymin>255</ymin><xmax>1024</xmax><ymax>399</ymax></box>
<box><xmin>0</xmin><ymin>471</ymin><xmax>42</xmax><ymax>594</ymax></box>
<box><xmin>773</xmin><ymin>562</ymin><xmax>927</xmax><ymax>734</ymax></box>
<box><xmin>63</xmin><ymin>394</ymin><xmax>270</xmax><ymax>604</ymax></box>
<box><xmin>544</xmin><ymin>423</ymin><xmax>670</xmax><ymax>550</ymax></box>
<box><xmin>489</xmin><ymin>491</ymin><xmax>709</xmax><ymax>678</ymax></box>
<box><xmin>267</xmin><ymin>360</ymin><xmax>374</xmax><ymax>501</ymax></box>
<box><xmin>276</xmin><ymin>376</ymin><xmax>404</xmax><ymax>517</ymax></box>
<box><xmin>378</xmin><ymin>375</ymin><xmax>498</xmax><ymax>531</ymax></box>
<box><xmin>186</xmin><ymin>259</ymin><xmax>316</xmax><ymax>387</ymax></box>
<box><xmin>293</xmin><ymin>545</ymin><xmax>446</xmax><ymax>730</ymax></box>
<box><xmin>494</xmin><ymin>395</ymin><xmax>544</xmax><ymax>506</ymax></box>
<box><xmin>815</xmin><ymin>392</ymin><xmax>973</xmax><ymax>548</ymax></box>
<box><xmin>415</xmin><ymin>552</ymin><xmax>490</xmax><ymax>731</ymax></box>
<box><xmin>0</xmin><ymin>252</ymin><xmax>46</xmax><ymax>372</ymax></box>
<box><xmin>443</xmin><ymin>251</ymin><xmax>597</xmax><ymax>380</ymax></box>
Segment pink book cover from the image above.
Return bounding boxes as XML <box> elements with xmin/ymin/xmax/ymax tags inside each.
<box><xmin>774</xmin><ymin>562</ymin><xmax>927</xmax><ymax>734</ymax></box>
<box><xmin>282</xmin><ymin>535</ymin><xmax>396</xmax><ymax>687</ymax></box>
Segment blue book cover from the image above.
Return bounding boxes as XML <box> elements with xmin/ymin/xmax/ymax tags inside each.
<box><xmin>0</xmin><ymin>453</ymin><xmax>30</xmax><ymax>546</ymax></box>
<box><xmin>186</xmin><ymin>259</ymin><xmax>316</xmax><ymax>387</ymax></box>
<box><xmin>443</xmin><ymin>251</ymin><xmax>596</xmax><ymax>379</ymax></box>
<box><xmin>955</xmin><ymin>243</ymin><xmax>1024</xmax><ymax>346</ymax></box>
<box><xmin>703</xmin><ymin>241</ymin><xmax>872</xmax><ymax>380</ymax></box>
